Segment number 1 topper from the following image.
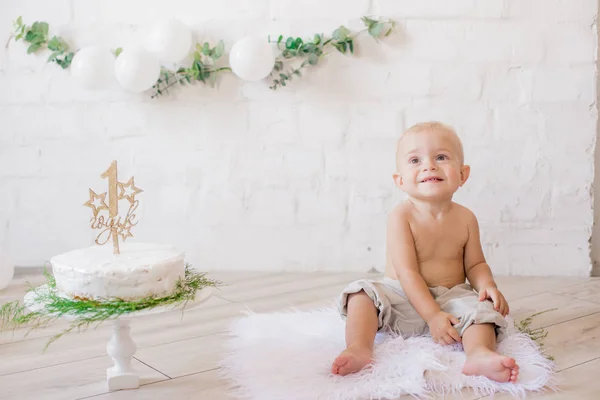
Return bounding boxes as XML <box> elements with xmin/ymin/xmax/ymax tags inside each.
<box><xmin>83</xmin><ymin>161</ymin><xmax>143</xmax><ymax>255</ymax></box>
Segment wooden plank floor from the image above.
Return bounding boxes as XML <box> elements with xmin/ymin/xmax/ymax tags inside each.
<box><xmin>1</xmin><ymin>270</ymin><xmax>599</xmax><ymax>399</ymax></box>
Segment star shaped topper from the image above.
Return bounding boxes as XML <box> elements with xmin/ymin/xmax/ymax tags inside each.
<box><xmin>83</xmin><ymin>161</ymin><xmax>142</xmax><ymax>255</ymax></box>
<box><xmin>117</xmin><ymin>177</ymin><xmax>143</xmax><ymax>204</ymax></box>
<box><xmin>83</xmin><ymin>189</ymin><xmax>108</xmax><ymax>217</ymax></box>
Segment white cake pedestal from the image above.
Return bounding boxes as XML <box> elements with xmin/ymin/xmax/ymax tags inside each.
<box><xmin>106</xmin><ymin>318</ymin><xmax>138</xmax><ymax>390</ymax></box>
<box><xmin>25</xmin><ymin>285</ymin><xmax>213</xmax><ymax>391</ymax></box>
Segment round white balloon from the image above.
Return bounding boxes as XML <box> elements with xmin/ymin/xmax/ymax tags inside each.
<box><xmin>114</xmin><ymin>49</ymin><xmax>161</xmax><ymax>93</ymax></box>
<box><xmin>0</xmin><ymin>249</ymin><xmax>14</xmax><ymax>291</ymax></box>
<box><xmin>229</xmin><ymin>36</ymin><xmax>275</xmax><ymax>82</ymax></box>
<box><xmin>145</xmin><ymin>18</ymin><xmax>192</xmax><ymax>64</ymax></box>
<box><xmin>70</xmin><ymin>46</ymin><xmax>115</xmax><ymax>90</ymax></box>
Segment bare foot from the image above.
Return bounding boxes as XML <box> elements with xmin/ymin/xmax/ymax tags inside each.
<box><xmin>462</xmin><ymin>349</ymin><xmax>519</xmax><ymax>383</ymax></box>
<box><xmin>331</xmin><ymin>345</ymin><xmax>373</xmax><ymax>376</ymax></box>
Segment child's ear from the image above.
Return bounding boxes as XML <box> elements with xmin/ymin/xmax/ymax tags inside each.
<box><xmin>393</xmin><ymin>172</ymin><xmax>403</xmax><ymax>189</ymax></box>
<box><xmin>460</xmin><ymin>165</ymin><xmax>471</xmax><ymax>186</ymax></box>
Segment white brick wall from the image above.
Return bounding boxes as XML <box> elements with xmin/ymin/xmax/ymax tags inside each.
<box><xmin>0</xmin><ymin>0</ymin><xmax>597</xmax><ymax>276</ymax></box>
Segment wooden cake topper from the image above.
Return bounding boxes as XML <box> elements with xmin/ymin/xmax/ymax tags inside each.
<box><xmin>83</xmin><ymin>161</ymin><xmax>143</xmax><ymax>254</ymax></box>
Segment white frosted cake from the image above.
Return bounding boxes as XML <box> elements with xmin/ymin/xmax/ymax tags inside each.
<box><xmin>51</xmin><ymin>243</ymin><xmax>185</xmax><ymax>301</ymax></box>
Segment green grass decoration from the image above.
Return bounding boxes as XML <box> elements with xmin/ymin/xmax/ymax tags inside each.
<box><xmin>515</xmin><ymin>308</ymin><xmax>557</xmax><ymax>361</ymax></box>
<box><xmin>0</xmin><ymin>265</ymin><xmax>220</xmax><ymax>350</ymax></box>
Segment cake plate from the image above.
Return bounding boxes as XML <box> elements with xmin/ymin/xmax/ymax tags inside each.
<box><xmin>24</xmin><ymin>285</ymin><xmax>213</xmax><ymax>391</ymax></box>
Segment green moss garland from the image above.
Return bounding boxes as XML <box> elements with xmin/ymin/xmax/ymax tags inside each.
<box><xmin>0</xmin><ymin>265</ymin><xmax>220</xmax><ymax>349</ymax></box>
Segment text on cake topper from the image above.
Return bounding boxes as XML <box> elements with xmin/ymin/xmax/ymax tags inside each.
<box><xmin>83</xmin><ymin>161</ymin><xmax>143</xmax><ymax>254</ymax></box>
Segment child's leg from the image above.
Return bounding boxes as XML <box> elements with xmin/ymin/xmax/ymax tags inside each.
<box><xmin>331</xmin><ymin>290</ymin><xmax>378</xmax><ymax>376</ymax></box>
<box><xmin>461</xmin><ymin>323</ymin><xmax>519</xmax><ymax>383</ymax></box>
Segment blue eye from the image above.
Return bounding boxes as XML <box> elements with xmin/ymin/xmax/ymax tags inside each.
<box><xmin>436</xmin><ymin>155</ymin><xmax>447</xmax><ymax>161</ymax></box>
<box><xmin>409</xmin><ymin>157</ymin><xmax>419</xmax><ymax>164</ymax></box>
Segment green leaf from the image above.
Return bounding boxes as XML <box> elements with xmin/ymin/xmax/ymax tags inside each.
<box><xmin>197</xmin><ymin>64</ymin><xmax>207</xmax><ymax>82</ymax></box>
<box><xmin>16</xmin><ymin>16</ymin><xmax>22</xmax><ymax>26</ymax></box>
<box><xmin>62</xmin><ymin>52</ymin><xmax>74</xmax><ymax>68</ymax></box>
<box><xmin>47</xmin><ymin>37</ymin><xmax>60</xmax><ymax>51</ymax></box>
<box><xmin>47</xmin><ymin>50</ymin><xmax>61</xmax><ymax>62</ymax></box>
<box><xmin>303</xmin><ymin>43</ymin><xmax>317</xmax><ymax>53</ymax></box>
<box><xmin>293</xmin><ymin>69</ymin><xmax>301</xmax><ymax>77</ymax></box>
<box><xmin>332</xmin><ymin>26</ymin><xmax>350</xmax><ymax>41</ymax></box>
<box><xmin>273</xmin><ymin>79</ymin><xmax>280</xmax><ymax>85</ymax></box>
<box><xmin>348</xmin><ymin>39</ymin><xmax>354</xmax><ymax>54</ymax></box>
<box><xmin>213</xmin><ymin>40</ymin><xmax>225</xmax><ymax>59</ymax></box>
<box><xmin>27</xmin><ymin>43</ymin><xmax>41</xmax><ymax>54</ymax></box>
<box><xmin>294</xmin><ymin>37</ymin><xmax>303</xmax><ymax>49</ymax></box>
<box><xmin>31</xmin><ymin>21</ymin><xmax>49</xmax><ymax>40</ymax></box>
<box><xmin>64</xmin><ymin>53</ymin><xmax>74</xmax><ymax>68</ymax></box>
<box><xmin>277</xmin><ymin>35</ymin><xmax>283</xmax><ymax>43</ymax></box>
<box><xmin>285</xmin><ymin>37</ymin><xmax>294</xmax><ymax>49</ymax></box>
<box><xmin>24</xmin><ymin>30</ymin><xmax>39</xmax><ymax>43</ymax></box>
<box><xmin>313</xmin><ymin>33</ymin><xmax>321</xmax><ymax>45</ymax></box>
<box><xmin>308</xmin><ymin>53</ymin><xmax>319</xmax><ymax>65</ymax></box>
<box><xmin>115</xmin><ymin>47</ymin><xmax>123</xmax><ymax>57</ymax></box>
<box><xmin>282</xmin><ymin>49</ymin><xmax>296</xmax><ymax>59</ymax></box>
<box><xmin>333</xmin><ymin>42</ymin><xmax>347</xmax><ymax>53</ymax></box>
<box><xmin>361</xmin><ymin>16</ymin><xmax>378</xmax><ymax>28</ymax></box>
<box><xmin>202</xmin><ymin>42</ymin><xmax>211</xmax><ymax>56</ymax></box>
<box><xmin>368</xmin><ymin>23</ymin><xmax>384</xmax><ymax>37</ymax></box>
<box><xmin>385</xmin><ymin>26</ymin><xmax>394</xmax><ymax>37</ymax></box>
<box><xmin>47</xmin><ymin>36</ymin><xmax>68</xmax><ymax>52</ymax></box>
<box><xmin>29</xmin><ymin>21</ymin><xmax>40</xmax><ymax>33</ymax></box>
<box><xmin>193</xmin><ymin>51</ymin><xmax>201</xmax><ymax>62</ymax></box>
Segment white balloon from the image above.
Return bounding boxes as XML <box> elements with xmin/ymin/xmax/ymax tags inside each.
<box><xmin>229</xmin><ymin>36</ymin><xmax>275</xmax><ymax>82</ymax></box>
<box><xmin>145</xmin><ymin>18</ymin><xmax>192</xmax><ymax>64</ymax></box>
<box><xmin>70</xmin><ymin>46</ymin><xmax>115</xmax><ymax>90</ymax></box>
<box><xmin>114</xmin><ymin>48</ymin><xmax>161</xmax><ymax>93</ymax></box>
<box><xmin>0</xmin><ymin>249</ymin><xmax>14</xmax><ymax>291</ymax></box>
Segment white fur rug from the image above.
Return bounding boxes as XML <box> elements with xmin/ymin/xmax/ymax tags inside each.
<box><xmin>219</xmin><ymin>307</ymin><xmax>555</xmax><ymax>400</ymax></box>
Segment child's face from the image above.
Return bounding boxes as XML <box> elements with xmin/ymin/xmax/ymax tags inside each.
<box><xmin>394</xmin><ymin>129</ymin><xmax>469</xmax><ymax>201</ymax></box>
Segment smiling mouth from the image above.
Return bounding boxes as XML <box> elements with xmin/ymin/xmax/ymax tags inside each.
<box><xmin>421</xmin><ymin>178</ymin><xmax>443</xmax><ymax>183</ymax></box>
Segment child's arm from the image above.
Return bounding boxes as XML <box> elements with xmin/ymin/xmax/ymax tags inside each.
<box><xmin>464</xmin><ymin>211</ymin><xmax>509</xmax><ymax>316</ymax></box>
<box><xmin>387</xmin><ymin>208</ymin><xmax>461</xmax><ymax>345</ymax></box>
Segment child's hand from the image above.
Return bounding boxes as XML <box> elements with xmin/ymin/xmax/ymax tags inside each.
<box><xmin>427</xmin><ymin>311</ymin><xmax>461</xmax><ymax>345</ymax></box>
<box><xmin>478</xmin><ymin>286</ymin><xmax>509</xmax><ymax>317</ymax></box>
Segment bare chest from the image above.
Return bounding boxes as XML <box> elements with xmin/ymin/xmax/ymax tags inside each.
<box><xmin>410</xmin><ymin>220</ymin><xmax>468</xmax><ymax>263</ymax></box>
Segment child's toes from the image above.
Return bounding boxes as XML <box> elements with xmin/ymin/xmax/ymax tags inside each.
<box><xmin>510</xmin><ymin>367</ymin><xmax>519</xmax><ymax>382</ymax></box>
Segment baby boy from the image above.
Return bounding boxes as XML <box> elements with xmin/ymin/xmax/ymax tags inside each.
<box><xmin>331</xmin><ymin>122</ymin><xmax>518</xmax><ymax>383</ymax></box>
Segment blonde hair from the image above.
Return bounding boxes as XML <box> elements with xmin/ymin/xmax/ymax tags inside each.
<box><xmin>396</xmin><ymin>121</ymin><xmax>464</xmax><ymax>170</ymax></box>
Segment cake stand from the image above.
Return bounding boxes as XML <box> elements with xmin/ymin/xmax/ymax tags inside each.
<box><xmin>24</xmin><ymin>285</ymin><xmax>213</xmax><ymax>391</ymax></box>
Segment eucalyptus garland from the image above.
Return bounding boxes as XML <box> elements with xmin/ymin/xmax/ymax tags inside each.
<box><xmin>0</xmin><ymin>265</ymin><xmax>220</xmax><ymax>350</ymax></box>
<box><xmin>8</xmin><ymin>16</ymin><xmax>74</xmax><ymax>68</ymax></box>
<box><xmin>268</xmin><ymin>16</ymin><xmax>395</xmax><ymax>90</ymax></box>
<box><xmin>7</xmin><ymin>15</ymin><xmax>396</xmax><ymax>97</ymax></box>
<box><xmin>151</xmin><ymin>40</ymin><xmax>231</xmax><ymax>98</ymax></box>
